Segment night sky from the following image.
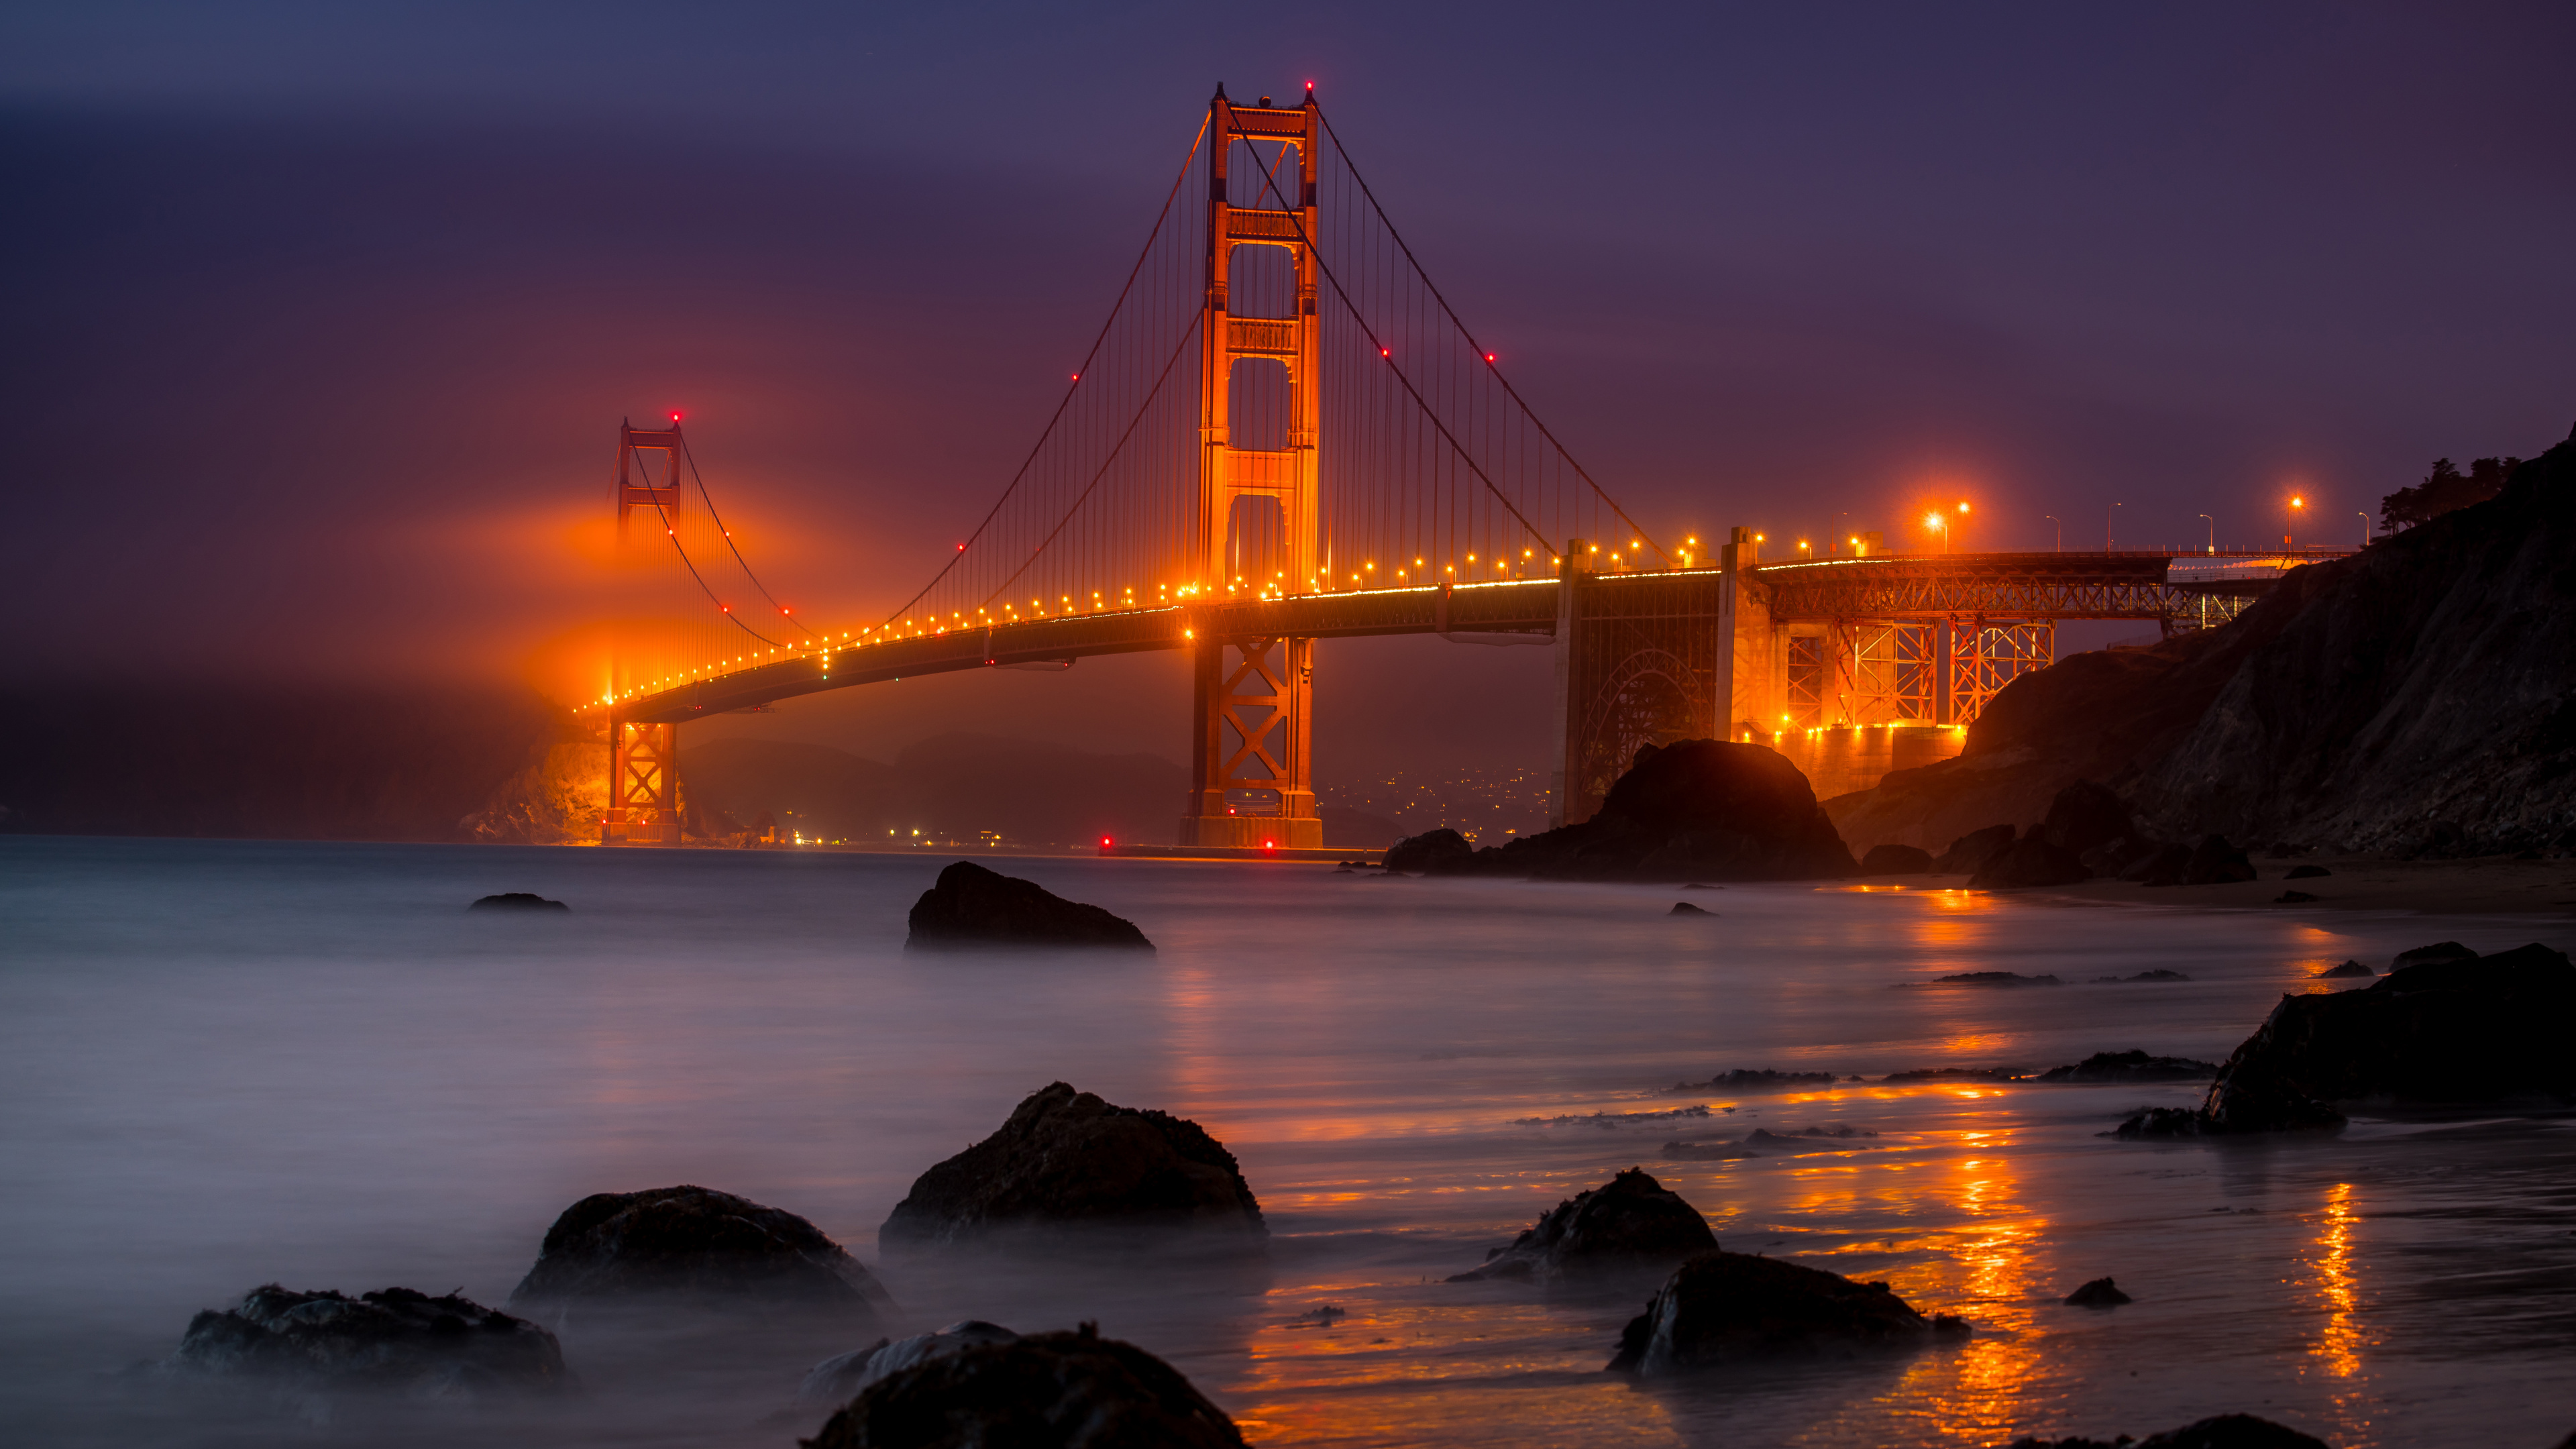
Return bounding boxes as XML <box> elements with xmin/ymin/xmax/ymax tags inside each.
<box><xmin>7</xmin><ymin>3</ymin><xmax>2570</xmax><ymax>776</ymax></box>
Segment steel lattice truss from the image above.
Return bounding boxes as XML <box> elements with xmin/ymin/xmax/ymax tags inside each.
<box><xmin>1756</xmin><ymin>552</ymin><xmax>2192</xmax><ymax>621</ymax></box>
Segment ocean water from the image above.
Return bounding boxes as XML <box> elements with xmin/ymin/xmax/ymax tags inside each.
<box><xmin>1</xmin><ymin>837</ymin><xmax>2569</xmax><ymax>1447</ymax></box>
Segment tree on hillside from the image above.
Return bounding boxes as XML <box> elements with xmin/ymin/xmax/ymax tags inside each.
<box><xmin>2379</xmin><ymin>455</ymin><xmax>2520</xmax><ymax>534</ymax></box>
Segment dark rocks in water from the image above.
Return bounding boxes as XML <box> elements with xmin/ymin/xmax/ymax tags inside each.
<box><xmin>879</xmin><ymin>1082</ymin><xmax>1265</xmax><ymax>1255</ymax></box>
<box><xmin>1969</xmin><ymin>837</ymin><xmax>2092</xmax><ymax>889</ymax></box>
<box><xmin>1669</xmin><ymin>901</ymin><xmax>1715</xmax><ymax>916</ymax></box>
<box><xmin>905</xmin><ymin>861</ymin><xmax>1152</xmax><ymax>951</ymax></box>
<box><xmin>2127</xmin><ymin>843</ymin><xmax>2196</xmax><ymax>885</ymax></box>
<box><xmin>2033</xmin><ymin>780</ymin><xmax>2139</xmax><ymax>857</ymax></box>
<box><xmin>2273</xmin><ymin>890</ymin><xmax>2319</xmax><ymax>904</ymax></box>
<box><xmin>802</xmin><ymin>1324</ymin><xmax>1244</xmax><ymax>1449</ymax></box>
<box><xmin>2009</xmin><ymin>1413</ymin><xmax>2329</xmax><ymax>1449</ymax></box>
<box><xmin>163</xmin><ymin>1285</ymin><xmax>570</xmax><ymax>1398</ymax></box>
<box><xmin>1607</xmin><ymin>1250</ymin><xmax>1966</xmax><ymax>1374</ymax></box>
<box><xmin>2037</xmin><ymin>1051</ymin><xmax>2220</xmax><ymax>1083</ymax></box>
<box><xmin>1933</xmin><ymin>823</ymin><xmax>2017</xmax><ymax>875</ymax></box>
<box><xmin>1680</xmin><ymin>882</ymin><xmax>1726</xmax><ymax>890</ymax></box>
<box><xmin>2390</xmin><ymin>940</ymin><xmax>2477</xmax><ymax>971</ymax></box>
<box><xmin>1384</xmin><ymin>827</ymin><xmax>1473</xmax><ymax>874</ymax></box>
<box><xmin>1671</xmin><ymin>1068</ymin><xmax>1837</xmax><ymax>1094</ymax></box>
<box><xmin>1743</xmin><ymin>1126</ymin><xmax>1873</xmax><ymax>1150</ymax></box>
<box><xmin>1909</xmin><ymin>971</ymin><xmax>2061</xmax><ymax>987</ymax></box>
<box><xmin>2183</xmin><ymin>834</ymin><xmax>2258</xmax><ymax>885</ymax></box>
<box><xmin>2118</xmin><ymin>941</ymin><xmax>2575</xmax><ymax>1136</ymax></box>
<box><xmin>509</xmin><ymin>1185</ymin><xmax>887</xmax><ymax>1310</ymax></box>
<box><xmin>470</xmin><ymin>892</ymin><xmax>568</xmax><ymax>912</ymax></box>
<box><xmin>2284</xmin><ymin>864</ymin><xmax>2332</xmax><ymax>879</ymax></box>
<box><xmin>1882</xmin><ymin>1065</ymin><xmax>2029</xmax><ymax>1083</ymax></box>
<box><xmin>2092</xmin><ymin>969</ymin><xmax>2192</xmax><ymax>983</ymax></box>
<box><xmin>1444</xmin><ymin>739</ymin><xmax>1859</xmax><ymax>882</ymax></box>
<box><xmin>2315</xmin><ymin>959</ymin><xmax>2375</xmax><ymax>978</ymax></box>
<box><xmin>1860</xmin><ymin>843</ymin><xmax>1933</xmax><ymax>874</ymax></box>
<box><xmin>1660</xmin><ymin>1140</ymin><xmax>1756</xmax><ymax>1160</ymax></box>
<box><xmin>2062</xmin><ymin>1277</ymin><xmax>2132</xmax><ymax>1307</ymax></box>
<box><xmin>800</xmin><ymin>1320</ymin><xmax>1019</xmax><ymax>1404</ymax></box>
<box><xmin>1446</xmin><ymin>1167</ymin><xmax>1715</xmax><ymax>1283</ymax></box>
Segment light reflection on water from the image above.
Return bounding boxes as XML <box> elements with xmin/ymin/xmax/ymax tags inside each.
<box><xmin>1</xmin><ymin>838</ymin><xmax>2569</xmax><ymax>1448</ymax></box>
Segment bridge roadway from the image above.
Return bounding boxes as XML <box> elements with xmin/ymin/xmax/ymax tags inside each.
<box><xmin>612</xmin><ymin>548</ymin><xmax>2328</xmax><ymax>724</ymax></box>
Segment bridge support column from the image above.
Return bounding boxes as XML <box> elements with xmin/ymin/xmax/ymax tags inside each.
<box><xmin>1717</xmin><ymin>527</ymin><xmax>1780</xmax><ymax>738</ymax></box>
<box><xmin>1178</xmin><ymin>633</ymin><xmax>1320</xmax><ymax>849</ymax></box>
<box><xmin>603</xmin><ymin>717</ymin><xmax>681</xmax><ymax>846</ymax></box>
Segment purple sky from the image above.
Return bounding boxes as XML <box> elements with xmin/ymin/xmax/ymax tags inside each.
<box><xmin>6</xmin><ymin>3</ymin><xmax>2570</xmax><ymax>776</ymax></box>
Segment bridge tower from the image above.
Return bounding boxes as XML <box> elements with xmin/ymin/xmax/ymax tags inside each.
<box><xmin>1179</xmin><ymin>87</ymin><xmax>1325</xmax><ymax>849</ymax></box>
<box><xmin>604</xmin><ymin>420</ymin><xmax>684</xmax><ymax>845</ymax></box>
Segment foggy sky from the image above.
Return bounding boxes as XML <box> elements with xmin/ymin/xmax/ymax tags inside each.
<box><xmin>5</xmin><ymin>1</ymin><xmax>2570</xmax><ymax>777</ymax></box>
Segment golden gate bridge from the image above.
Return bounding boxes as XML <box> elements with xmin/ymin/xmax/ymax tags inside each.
<box><xmin>588</xmin><ymin>85</ymin><xmax>2349</xmax><ymax>851</ymax></box>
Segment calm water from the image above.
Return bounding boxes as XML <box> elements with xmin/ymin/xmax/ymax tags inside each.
<box><xmin>1</xmin><ymin>838</ymin><xmax>2569</xmax><ymax>1447</ymax></box>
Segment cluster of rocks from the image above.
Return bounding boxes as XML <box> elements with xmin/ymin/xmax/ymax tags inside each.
<box><xmin>2011</xmin><ymin>1414</ymin><xmax>2330</xmax><ymax>1448</ymax></box>
<box><xmin>2121</xmin><ymin>940</ymin><xmax>2576</xmax><ymax>1136</ymax></box>
<box><xmin>1852</xmin><ymin>777</ymin><xmax>2311</xmax><ymax>895</ymax></box>
<box><xmin>158</xmin><ymin>1284</ymin><xmax>572</xmax><ymax>1401</ymax></box>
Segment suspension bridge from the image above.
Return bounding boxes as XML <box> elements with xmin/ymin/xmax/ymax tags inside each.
<box><xmin>590</xmin><ymin>86</ymin><xmax>2347</xmax><ymax>851</ymax></box>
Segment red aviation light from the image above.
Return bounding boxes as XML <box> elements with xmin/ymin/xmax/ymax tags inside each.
<box><xmin>957</xmin><ymin>542</ymin><xmax>968</xmax><ymax>551</ymax></box>
<box><xmin>1485</xmin><ymin>353</ymin><xmax>1495</xmax><ymax>362</ymax></box>
<box><xmin>1264</xmin><ymin>839</ymin><xmax>1276</xmax><ymax>850</ymax></box>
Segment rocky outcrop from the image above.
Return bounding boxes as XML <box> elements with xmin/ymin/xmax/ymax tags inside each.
<box><xmin>2062</xmin><ymin>1277</ymin><xmax>2131</xmax><ymax>1307</ymax></box>
<box><xmin>2182</xmin><ymin>835</ymin><xmax>2257</xmax><ymax>884</ymax></box>
<box><xmin>2031</xmin><ymin>780</ymin><xmax>2140</xmax><ymax>857</ymax></box>
<box><xmin>1933</xmin><ymin>824</ymin><xmax>2017</xmax><ymax>874</ymax></box>
<box><xmin>161</xmin><ymin>1285</ymin><xmax>570</xmax><ymax>1399</ymax></box>
<box><xmin>1860</xmin><ymin>843</ymin><xmax>1933</xmax><ymax>874</ymax></box>
<box><xmin>1447</xmin><ymin>1168</ymin><xmax>1715</xmax><ymax>1283</ymax></box>
<box><xmin>1385</xmin><ymin>828</ymin><xmax>1473</xmax><ymax>873</ymax></box>
<box><xmin>1833</xmin><ymin>431</ymin><xmax>2576</xmax><ymax>855</ymax></box>
<box><xmin>801</xmin><ymin>1320</ymin><xmax>1020</xmax><ymax>1404</ymax></box>
<box><xmin>1445</xmin><ymin>741</ymin><xmax>1858</xmax><ymax>881</ymax></box>
<box><xmin>1607</xmin><ymin>1250</ymin><xmax>1965</xmax><ymax>1374</ymax></box>
<box><xmin>802</xmin><ymin>1324</ymin><xmax>1244</xmax><ymax>1448</ymax></box>
<box><xmin>508</xmin><ymin>1185</ymin><xmax>888</xmax><ymax>1309</ymax></box>
<box><xmin>470</xmin><ymin>892</ymin><xmax>568</xmax><ymax>912</ymax></box>
<box><xmin>2010</xmin><ymin>1414</ymin><xmax>2329</xmax><ymax>1449</ymax></box>
<box><xmin>2314</xmin><ymin>959</ymin><xmax>2375</xmax><ymax>979</ymax></box>
<box><xmin>879</xmin><ymin>1083</ymin><xmax>1265</xmax><ymax>1254</ymax></box>
<box><xmin>1969</xmin><ymin>837</ymin><xmax>2090</xmax><ymax>889</ymax></box>
<box><xmin>905</xmin><ymin>861</ymin><xmax>1153</xmax><ymax>951</ymax></box>
<box><xmin>2120</xmin><ymin>942</ymin><xmax>2576</xmax><ymax>1136</ymax></box>
<box><xmin>1669</xmin><ymin>901</ymin><xmax>1715</xmax><ymax>916</ymax></box>
<box><xmin>1671</xmin><ymin>1068</ymin><xmax>1841</xmax><ymax>1093</ymax></box>
<box><xmin>2037</xmin><ymin>1051</ymin><xmax>2218</xmax><ymax>1083</ymax></box>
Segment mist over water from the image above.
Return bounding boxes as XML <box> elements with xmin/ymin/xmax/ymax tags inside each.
<box><xmin>2</xmin><ymin>838</ymin><xmax>2569</xmax><ymax>1446</ymax></box>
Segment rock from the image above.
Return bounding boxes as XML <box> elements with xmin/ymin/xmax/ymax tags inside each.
<box><xmin>905</xmin><ymin>861</ymin><xmax>1153</xmax><ymax>951</ymax></box>
<box><xmin>801</xmin><ymin>1323</ymin><xmax>1244</xmax><ymax>1448</ymax></box>
<box><xmin>2009</xmin><ymin>1413</ymin><xmax>2330</xmax><ymax>1448</ymax></box>
<box><xmin>1384</xmin><ymin>828</ymin><xmax>1474</xmax><ymax>874</ymax></box>
<box><xmin>1607</xmin><ymin>1250</ymin><xmax>1966</xmax><ymax>1374</ymax></box>
<box><xmin>2079</xmin><ymin>836</ymin><xmax>2155</xmax><ymax>874</ymax></box>
<box><xmin>2273</xmin><ymin>890</ymin><xmax>2318</xmax><ymax>904</ymax></box>
<box><xmin>2092</xmin><ymin>969</ymin><xmax>2192</xmax><ymax>983</ymax></box>
<box><xmin>2127</xmin><ymin>843</ymin><xmax>2196</xmax><ymax>885</ymax></box>
<box><xmin>1860</xmin><ymin>843</ymin><xmax>1933</xmax><ymax>874</ymax></box>
<box><xmin>2119</xmin><ymin>941</ymin><xmax>2575</xmax><ymax>1136</ymax></box>
<box><xmin>470</xmin><ymin>892</ymin><xmax>568</xmax><ymax>912</ymax></box>
<box><xmin>508</xmin><ymin>1185</ymin><xmax>888</xmax><ymax>1309</ymax></box>
<box><xmin>1446</xmin><ymin>1168</ymin><xmax>1715</xmax><ymax>1283</ymax></box>
<box><xmin>2391</xmin><ymin>940</ymin><xmax>2477</xmax><ymax>971</ymax></box>
<box><xmin>1659</xmin><ymin>1140</ymin><xmax>1756</xmax><ymax>1160</ymax></box>
<box><xmin>2061</xmin><ymin>1277</ymin><xmax>2131</xmax><ymax>1307</ymax></box>
<box><xmin>2284</xmin><ymin>864</ymin><xmax>2332</xmax><ymax>879</ymax></box>
<box><xmin>1669</xmin><ymin>901</ymin><xmax>1715</xmax><ymax>916</ymax></box>
<box><xmin>1970</xmin><ymin>837</ymin><xmax>2092</xmax><ymax>889</ymax></box>
<box><xmin>1450</xmin><ymin>740</ymin><xmax>1860</xmax><ymax>881</ymax></box>
<box><xmin>162</xmin><ymin>1284</ymin><xmax>570</xmax><ymax>1399</ymax></box>
<box><xmin>879</xmin><ymin>1082</ymin><xmax>1265</xmax><ymax>1255</ymax></box>
<box><xmin>1670</xmin><ymin>1068</ymin><xmax>1837</xmax><ymax>1093</ymax></box>
<box><xmin>1881</xmin><ymin>1066</ymin><xmax>2029</xmax><ymax>1082</ymax></box>
<box><xmin>1911</xmin><ymin>971</ymin><xmax>2061</xmax><ymax>987</ymax></box>
<box><xmin>800</xmin><ymin>1320</ymin><xmax>1020</xmax><ymax>1404</ymax></box>
<box><xmin>1933</xmin><ymin>824</ymin><xmax>2017</xmax><ymax>874</ymax></box>
<box><xmin>2033</xmin><ymin>780</ymin><xmax>2138</xmax><ymax>857</ymax></box>
<box><xmin>2315</xmin><ymin>959</ymin><xmax>2375</xmax><ymax>978</ymax></box>
<box><xmin>2037</xmin><ymin>1051</ymin><xmax>2218</xmax><ymax>1083</ymax></box>
<box><xmin>2183</xmin><ymin>835</ymin><xmax>2258</xmax><ymax>885</ymax></box>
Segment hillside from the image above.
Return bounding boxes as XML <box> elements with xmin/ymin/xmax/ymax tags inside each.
<box><xmin>1831</xmin><ymin>427</ymin><xmax>2576</xmax><ymax>856</ymax></box>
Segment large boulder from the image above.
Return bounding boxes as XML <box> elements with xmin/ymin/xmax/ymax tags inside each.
<box><xmin>2120</xmin><ymin>942</ymin><xmax>2575</xmax><ymax>1136</ymax></box>
<box><xmin>1969</xmin><ymin>837</ymin><xmax>2091</xmax><ymax>889</ymax></box>
<box><xmin>470</xmin><ymin>892</ymin><xmax>568</xmax><ymax>912</ymax></box>
<box><xmin>1446</xmin><ymin>1168</ymin><xmax>1716</xmax><ymax>1283</ymax></box>
<box><xmin>906</xmin><ymin>861</ymin><xmax>1152</xmax><ymax>951</ymax></box>
<box><xmin>2010</xmin><ymin>1413</ymin><xmax>2329</xmax><ymax>1448</ymax></box>
<box><xmin>801</xmin><ymin>1324</ymin><xmax>1244</xmax><ymax>1448</ymax></box>
<box><xmin>879</xmin><ymin>1083</ymin><xmax>1265</xmax><ymax>1255</ymax></box>
<box><xmin>2182</xmin><ymin>834</ymin><xmax>2259</xmax><ymax>884</ymax></box>
<box><xmin>1607</xmin><ymin>1250</ymin><xmax>1965</xmax><ymax>1374</ymax></box>
<box><xmin>1933</xmin><ymin>824</ymin><xmax>2017</xmax><ymax>874</ymax></box>
<box><xmin>1860</xmin><ymin>843</ymin><xmax>1933</xmax><ymax>874</ymax></box>
<box><xmin>508</xmin><ymin>1185</ymin><xmax>888</xmax><ymax>1310</ymax></box>
<box><xmin>1385</xmin><ymin>828</ymin><xmax>1473</xmax><ymax>874</ymax></box>
<box><xmin>2033</xmin><ymin>780</ymin><xmax>2139</xmax><ymax>857</ymax></box>
<box><xmin>1452</xmin><ymin>741</ymin><xmax>1858</xmax><ymax>881</ymax></box>
<box><xmin>161</xmin><ymin>1285</ymin><xmax>570</xmax><ymax>1399</ymax></box>
<box><xmin>801</xmin><ymin>1320</ymin><xmax>1020</xmax><ymax>1404</ymax></box>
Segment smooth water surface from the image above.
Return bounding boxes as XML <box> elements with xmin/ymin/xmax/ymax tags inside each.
<box><xmin>2</xmin><ymin>838</ymin><xmax>2569</xmax><ymax>1446</ymax></box>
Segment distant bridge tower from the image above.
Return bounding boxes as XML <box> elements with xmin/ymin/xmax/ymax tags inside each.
<box><xmin>1180</xmin><ymin>87</ymin><xmax>1325</xmax><ymax>849</ymax></box>
<box><xmin>605</xmin><ymin>420</ymin><xmax>684</xmax><ymax>845</ymax></box>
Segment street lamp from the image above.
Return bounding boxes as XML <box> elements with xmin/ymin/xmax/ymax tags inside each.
<box><xmin>2043</xmin><ymin>515</ymin><xmax>2061</xmax><ymax>552</ymax></box>
<box><xmin>2288</xmin><ymin>494</ymin><xmax>2305</xmax><ymax>547</ymax></box>
<box><xmin>2357</xmin><ymin>511</ymin><xmax>2369</xmax><ymax>547</ymax></box>
<box><xmin>1923</xmin><ymin>510</ymin><xmax>1948</xmax><ymax>553</ymax></box>
<box><xmin>2198</xmin><ymin>514</ymin><xmax>2214</xmax><ymax>554</ymax></box>
<box><xmin>2106</xmin><ymin>501</ymin><xmax>2121</xmax><ymax>552</ymax></box>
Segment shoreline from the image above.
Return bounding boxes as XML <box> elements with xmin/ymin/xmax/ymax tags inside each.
<box><xmin>1833</xmin><ymin>853</ymin><xmax>2576</xmax><ymax>920</ymax></box>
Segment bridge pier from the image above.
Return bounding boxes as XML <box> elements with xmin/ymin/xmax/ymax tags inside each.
<box><xmin>1178</xmin><ymin>633</ymin><xmax>1320</xmax><ymax>849</ymax></box>
<box><xmin>602</xmin><ymin>716</ymin><xmax>682</xmax><ymax>845</ymax></box>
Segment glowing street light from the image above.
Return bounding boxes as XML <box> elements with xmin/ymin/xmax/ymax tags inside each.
<box><xmin>1923</xmin><ymin>511</ymin><xmax>1947</xmax><ymax>553</ymax></box>
<box><xmin>2043</xmin><ymin>515</ymin><xmax>2061</xmax><ymax>552</ymax></box>
<box><xmin>2198</xmin><ymin>513</ymin><xmax>2214</xmax><ymax>553</ymax></box>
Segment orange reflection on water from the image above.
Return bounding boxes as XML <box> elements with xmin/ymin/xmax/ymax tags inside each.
<box><xmin>2310</xmin><ymin>1181</ymin><xmax>2363</xmax><ymax>1378</ymax></box>
<box><xmin>1864</xmin><ymin>1130</ymin><xmax>2052</xmax><ymax>1444</ymax></box>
